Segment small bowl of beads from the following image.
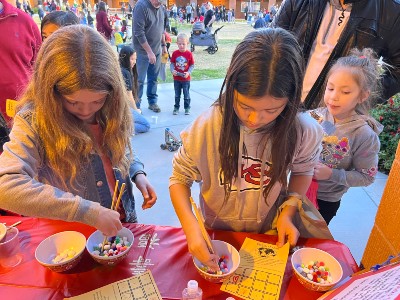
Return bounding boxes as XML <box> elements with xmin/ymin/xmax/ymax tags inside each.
<box><xmin>35</xmin><ymin>231</ymin><xmax>86</xmax><ymax>272</ymax></box>
<box><xmin>193</xmin><ymin>240</ymin><xmax>240</xmax><ymax>284</ymax></box>
<box><xmin>86</xmin><ymin>227</ymin><xmax>134</xmax><ymax>266</ymax></box>
<box><xmin>291</xmin><ymin>247</ymin><xmax>343</xmax><ymax>292</ymax></box>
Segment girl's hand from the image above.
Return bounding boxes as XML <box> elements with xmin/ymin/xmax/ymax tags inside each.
<box><xmin>186</xmin><ymin>229</ymin><xmax>220</xmax><ymax>272</ymax></box>
<box><xmin>172</xmin><ymin>70</ymin><xmax>178</xmax><ymax>75</ymax></box>
<box><xmin>313</xmin><ymin>162</ymin><xmax>333</xmax><ymax>180</ymax></box>
<box><xmin>184</xmin><ymin>72</ymin><xmax>189</xmax><ymax>78</ymax></box>
<box><xmin>95</xmin><ymin>206</ymin><xmax>123</xmax><ymax>236</ymax></box>
<box><xmin>134</xmin><ymin>174</ymin><xmax>157</xmax><ymax>209</ymax></box>
<box><xmin>276</xmin><ymin>206</ymin><xmax>300</xmax><ymax>248</ymax></box>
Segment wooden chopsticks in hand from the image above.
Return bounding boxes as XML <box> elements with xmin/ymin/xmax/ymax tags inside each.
<box><xmin>189</xmin><ymin>197</ymin><xmax>215</xmax><ymax>255</ymax></box>
<box><xmin>100</xmin><ymin>180</ymin><xmax>126</xmax><ymax>252</ymax></box>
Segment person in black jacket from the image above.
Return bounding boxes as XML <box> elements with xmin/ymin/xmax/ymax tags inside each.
<box><xmin>273</xmin><ymin>0</ymin><xmax>400</xmax><ymax>109</ymax></box>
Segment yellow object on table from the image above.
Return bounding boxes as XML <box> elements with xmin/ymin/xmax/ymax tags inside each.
<box><xmin>221</xmin><ymin>238</ymin><xmax>289</xmax><ymax>300</ymax></box>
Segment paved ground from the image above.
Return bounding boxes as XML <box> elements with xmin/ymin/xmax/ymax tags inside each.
<box><xmin>132</xmin><ymin>78</ymin><xmax>388</xmax><ymax>266</ymax></box>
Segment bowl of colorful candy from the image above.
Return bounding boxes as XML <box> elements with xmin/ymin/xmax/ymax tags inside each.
<box><xmin>193</xmin><ymin>240</ymin><xmax>240</xmax><ymax>283</ymax></box>
<box><xmin>35</xmin><ymin>231</ymin><xmax>86</xmax><ymax>272</ymax></box>
<box><xmin>86</xmin><ymin>227</ymin><xmax>134</xmax><ymax>266</ymax></box>
<box><xmin>291</xmin><ymin>247</ymin><xmax>343</xmax><ymax>292</ymax></box>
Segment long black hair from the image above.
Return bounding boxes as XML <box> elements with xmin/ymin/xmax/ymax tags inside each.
<box><xmin>119</xmin><ymin>45</ymin><xmax>139</xmax><ymax>102</ymax></box>
<box><xmin>218</xmin><ymin>28</ymin><xmax>305</xmax><ymax>201</ymax></box>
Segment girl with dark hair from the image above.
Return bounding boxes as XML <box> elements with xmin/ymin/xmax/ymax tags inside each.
<box><xmin>119</xmin><ymin>45</ymin><xmax>150</xmax><ymax>134</ymax></box>
<box><xmin>169</xmin><ymin>28</ymin><xmax>323</xmax><ymax>271</ymax></box>
<box><xmin>41</xmin><ymin>10</ymin><xmax>79</xmax><ymax>41</ymax></box>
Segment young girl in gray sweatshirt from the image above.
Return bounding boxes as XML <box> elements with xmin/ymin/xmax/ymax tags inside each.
<box><xmin>169</xmin><ymin>28</ymin><xmax>323</xmax><ymax>272</ymax></box>
<box><xmin>310</xmin><ymin>48</ymin><xmax>384</xmax><ymax>224</ymax></box>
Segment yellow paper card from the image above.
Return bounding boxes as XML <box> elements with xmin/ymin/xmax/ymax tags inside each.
<box><xmin>221</xmin><ymin>238</ymin><xmax>289</xmax><ymax>300</ymax></box>
<box><xmin>6</xmin><ymin>99</ymin><xmax>17</xmax><ymax>118</ymax></box>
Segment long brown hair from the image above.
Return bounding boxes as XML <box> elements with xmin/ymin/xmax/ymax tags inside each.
<box><xmin>217</xmin><ymin>28</ymin><xmax>304</xmax><ymax>201</ymax></box>
<box><xmin>18</xmin><ymin>25</ymin><xmax>133</xmax><ymax>188</ymax></box>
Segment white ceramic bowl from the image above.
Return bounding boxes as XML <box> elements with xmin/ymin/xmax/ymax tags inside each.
<box><xmin>35</xmin><ymin>231</ymin><xmax>86</xmax><ymax>272</ymax></box>
<box><xmin>86</xmin><ymin>227</ymin><xmax>134</xmax><ymax>266</ymax></box>
<box><xmin>291</xmin><ymin>247</ymin><xmax>343</xmax><ymax>292</ymax></box>
<box><xmin>193</xmin><ymin>240</ymin><xmax>240</xmax><ymax>283</ymax></box>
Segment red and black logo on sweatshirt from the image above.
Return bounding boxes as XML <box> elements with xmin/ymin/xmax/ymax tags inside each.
<box><xmin>219</xmin><ymin>156</ymin><xmax>272</xmax><ymax>192</ymax></box>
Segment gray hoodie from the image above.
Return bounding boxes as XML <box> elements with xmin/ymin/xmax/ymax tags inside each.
<box><xmin>170</xmin><ymin>106</ymin><xmax>323</xmax><ymax>233</ymax></box>
<box><xmin>310</xmin><ymin>107</ymin><xmax>383</xmax><ymax>203</ymax></box>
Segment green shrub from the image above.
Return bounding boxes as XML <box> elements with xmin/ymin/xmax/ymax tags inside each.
<box><xmin>370</xmin><ymin>94</ymin><xmax>400</xmax><ymax>173</ymax></box>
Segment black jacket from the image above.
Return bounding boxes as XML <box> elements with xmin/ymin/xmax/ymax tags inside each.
<box><xmin>274</xmin><ymin>0</ymin><xmax>400</xmax><ymax>108</ymax></box>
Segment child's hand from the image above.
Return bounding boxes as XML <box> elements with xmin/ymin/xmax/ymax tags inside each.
<box><xmin>134</xmin><ymin>174</ymin><xmax>157</xmax><ymax>209</ymax></box>
<box><xmin>313</xmin><ymin>162</ymin><xmax>333</xmax><ymax>180</ymax></box>
<box><xmin>95</xmin><ymin>206</ymin><xmax>123</xmax><ymax>236</ymax></box>
<box><xmin>184</xmin><ymin>72</ymin><xmax>189</xmax><ymax>78</ymax></box>
<box><xmin>276</xmin><ymin>205</ymin><xmax>299</xmax><ymax>248</ymax></box>
<box><xmin>172</xmin><ymin>70</ymin><xmax>178</xmax><ymax>75</ymax></box>
<box><xmin>187</xmin><ymin>229</ymin><xmax>220</xmax><ymax>272</ymax></box>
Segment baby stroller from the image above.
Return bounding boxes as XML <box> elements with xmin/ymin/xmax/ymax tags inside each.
<box><xmin>189</xmin><ymin>22</ymin><xmax>224</xmax><ymax>54</ymax></box>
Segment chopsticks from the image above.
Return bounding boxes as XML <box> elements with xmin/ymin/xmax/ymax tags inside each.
<box><xmin>1</xmin><ymin>221</ymin><xmax>22</xmax><ymax>228</ymax></box>
<box><xmin>189</xmin><ymin>197</ymin><xmax>215</xmax><ymax>255</ymax></box>
<box><xmin>100</xmin><ymin>180</ymin><xmax>126</xmax><ymax>252</ymax></box>
<box><xmin>9</xmin><ymin>221</ymin><xmax>22</xmax><ymax>227</ymax></box>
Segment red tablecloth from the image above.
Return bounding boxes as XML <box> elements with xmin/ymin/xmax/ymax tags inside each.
<box><xmin>0</xmin><ymin>216</ymin><xmax>359</xmax><ymax>299</ymax></box>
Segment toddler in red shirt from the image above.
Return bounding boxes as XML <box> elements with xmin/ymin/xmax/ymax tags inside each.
<box><xmin>170</xmin><ymin>33</ymin><xmax>195</xmax><ymax>115</ymax></box>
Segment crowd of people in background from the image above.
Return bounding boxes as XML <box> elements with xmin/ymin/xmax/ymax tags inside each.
<box><xmin>168</xmin><ymin>2</ymin><xmax>235</xmax><ymax>24</ymax></box>
<box><xmin>252</xmin><ymin>6</ymin><xmax>276</xmax><ymax>28</ymax></box>
<box><xmin>13</xmin><ymin>0</ymin><xmax>281</xmax><ymax>42</ymax></box>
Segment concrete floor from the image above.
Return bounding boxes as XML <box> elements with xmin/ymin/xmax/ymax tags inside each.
<box><xmin>131</xmin><ymin>78</ymin><xmax>388</xmax><ymax>266</ymax></box>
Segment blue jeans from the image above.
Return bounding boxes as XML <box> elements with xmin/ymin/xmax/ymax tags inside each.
<box><xmin>131</xmin><ymin>109</ymin><xmax>150</xmax><ymax>134</ymax></box>
<box><xmin>174</xmin><ymin>80</ymin><xmax>191</xmax><ymax>109</ymax></box>
<box><xmin>136</xmin><ymin>52</ymin><xmax>161</xmax><ymax>108</ymax></box>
